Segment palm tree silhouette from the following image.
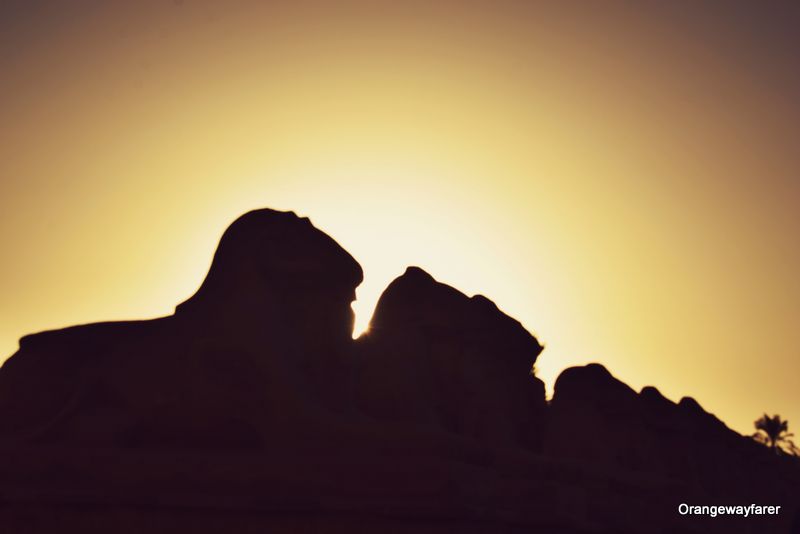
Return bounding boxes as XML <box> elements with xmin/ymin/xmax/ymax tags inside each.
<box><xmin>752</xmin><ymin>414</ymin><xmax>800</xmax><ymax>456</ymax></box>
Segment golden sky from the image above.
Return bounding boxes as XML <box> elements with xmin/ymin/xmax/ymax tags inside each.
<box><xmin>1</xmin><ymin>1</ymin><xmax>798</xmax><ymax>435</ymax></box>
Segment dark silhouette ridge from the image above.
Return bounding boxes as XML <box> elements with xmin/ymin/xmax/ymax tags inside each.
<box><xmin>356</xmin><ymin>266</ymin><xmax>546</xmax><ymax>449</ymax></box>
<box><xmin>0</xmin><ymin>208</ymin><xmax>797</xmax><ymax>533</ymax></box>
<box><xmin>177</xmin><ymin>209</ymin><xmax>362</xmax><ymax>345</ymax></box>
<box><xmin>545</xmin><ymin>364</ymin><xmax>793</xmax><ymax>496</ymax></box>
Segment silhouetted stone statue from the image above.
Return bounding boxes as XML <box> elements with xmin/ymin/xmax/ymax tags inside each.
<box><xmin>0</xmin><ymin>208</ymin><xmax>796</xmax><ymax>533</ymax></box>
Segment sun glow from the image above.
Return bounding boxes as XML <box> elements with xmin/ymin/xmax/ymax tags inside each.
<box><xmin>1</xmin><ymin>1</ymin><xmax>799</xmax><ymax>436</ymax></box>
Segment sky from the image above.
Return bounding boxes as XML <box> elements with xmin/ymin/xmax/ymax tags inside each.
<box><xmin>1</xmin><ymin>1</ymin><xmax>798</xmax><ymax>435</ymax></box>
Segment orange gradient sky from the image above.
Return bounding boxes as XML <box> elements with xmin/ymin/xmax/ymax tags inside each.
<box><xmin>1</xmin><ymin>1</ymin><xmax>798</xmax><ymax>435</ymax></box>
